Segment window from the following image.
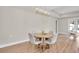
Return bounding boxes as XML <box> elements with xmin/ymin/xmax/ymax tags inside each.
<box><xmin>68</xmin><ymin>21</ymin><xmax>75</xmax><ymax>33</ymax></box>
<box><xmin>69</xmin><ymin>24</ymin><xmax>74</xmax><ymax>30</ymax></box>
<box><xmin>77</xmin><ymin>20</ymin><xmax>79</xmax><ymax>33</ymax></box>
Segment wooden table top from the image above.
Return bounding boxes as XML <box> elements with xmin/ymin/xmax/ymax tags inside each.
<box><xmin>34</xmin><ymin>33</ymin><xmax>53</xmax><ymax>38</ymax></box>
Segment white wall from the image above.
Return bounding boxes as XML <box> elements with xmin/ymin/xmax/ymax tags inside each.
<box><xmin>0</xmin><ymin>7</ymin><xmax>57</xmax><ymax>47</ymax></box>
<box><xmin>57</xmin><ymin>18</ymin><xmax>68</xmax><ymax>34</ymax></box>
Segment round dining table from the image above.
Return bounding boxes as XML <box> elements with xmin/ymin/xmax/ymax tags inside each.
<box><xmin>34</xmin><ymin>32</ymin><xmax>53</xmax><ymax>52</ymax></box>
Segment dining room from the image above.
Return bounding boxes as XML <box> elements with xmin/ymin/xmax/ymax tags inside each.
<box><xmin>0</xmin><ymin>6</ymin><xmax>79</xmax><ymax>53</ymax></box>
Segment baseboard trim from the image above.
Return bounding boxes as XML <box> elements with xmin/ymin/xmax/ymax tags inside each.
<box><xmin>0</xmin><ymin>40</ymin><xmax>29</xmax><ymax>48</ymax></box>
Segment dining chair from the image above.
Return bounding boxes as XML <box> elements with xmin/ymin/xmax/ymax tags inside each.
<box><xmin>43</xmin><ymin>33</ymin><xmax>58</xmax><ymax>52</ymax></box>
<box><xmin>28</xmin><ymin>33</ymin><xmax>43</xmax><ymax>50</ymax></box>
<box><xmin>44</xmin><ymin>33</ymin><xmax>57</xmax><ymax>49</ymax></box>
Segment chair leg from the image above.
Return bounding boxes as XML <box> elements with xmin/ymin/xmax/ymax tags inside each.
<box><xmin>45</xmin><ymin>44</ymin><xmax>49</xmax><ymax>49</ymax></box>
<box><xmin>38</xmin><ymin>44</ymin><xmax>40</xmax><ymax>48</ymax></box>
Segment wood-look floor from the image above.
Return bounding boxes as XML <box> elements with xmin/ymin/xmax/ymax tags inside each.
<box><xmin>0</xmin><ymin>34</ymin><xmax>78</xmax><ymax>53</ymax></box>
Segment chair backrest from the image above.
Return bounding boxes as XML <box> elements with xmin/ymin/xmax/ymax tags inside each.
<box><xmin>45</xmin><ymin>33</ymin><xmax>58</xmax><ymax>44</ymax></box>
<box><xmin>51</xmin><ymin>33</ymin><xmax>58</xmax><ymax>44</ymax></box>
<box><xmin>28</xmin><ymin>33</ymin><xmax>35</xmax><ymax>43</ymax></box>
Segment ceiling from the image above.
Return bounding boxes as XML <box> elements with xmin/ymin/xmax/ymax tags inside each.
<box><xmin>35</xmin><ymin>6</ymin><xmax>79</xmax><ymax>18</ymax></box>
<box><xmin>12</xmin><ymin>6</ymin><xmax>79</xmax><ymax>18</ymax></box>
<box><xmin>34</xmin><ymin>6</ymin><xmax>79</xmax><ymax>15</ymax></box>
<box><xmin>14</xmin><ymin>6</ymin><xmax>79</xmax><ymax>14</ymax></box>
<box><xmin>36</xmin><ymin>6</ymin><xmax>79</xmax><ymax>13</ymax></box>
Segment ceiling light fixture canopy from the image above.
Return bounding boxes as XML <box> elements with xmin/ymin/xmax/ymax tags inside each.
<box><xmin>35</xmin><ymin>8</ymin><xmax>50</xmax><ymax>16</ymax></box>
